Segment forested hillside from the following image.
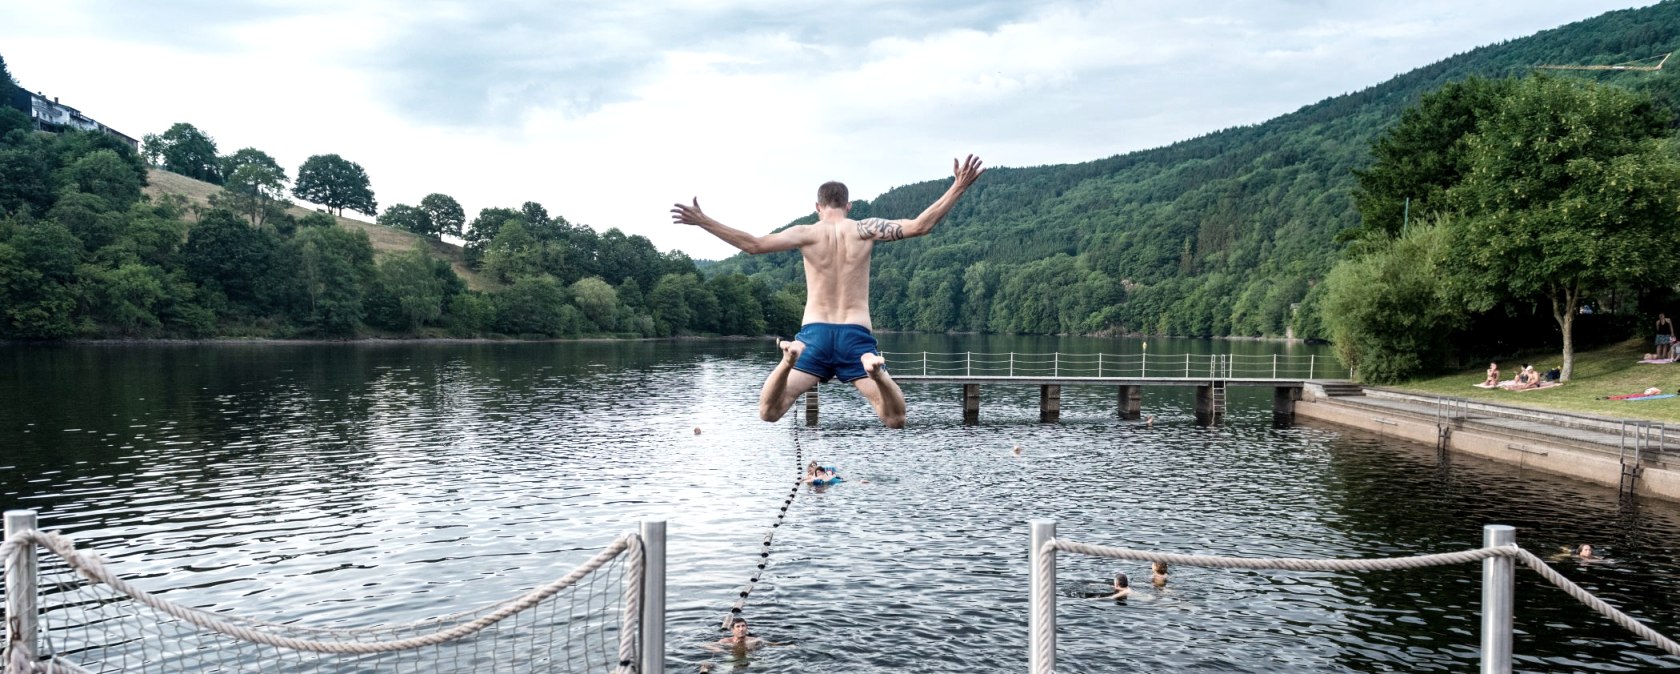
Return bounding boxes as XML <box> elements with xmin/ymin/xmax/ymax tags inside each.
<box><xmin>710</xmin><ymin>2</ymin><xmax>1680</xmax><ymax>338</ymax></box>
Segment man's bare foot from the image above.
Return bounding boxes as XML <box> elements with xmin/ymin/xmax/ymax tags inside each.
<box><xmin>780</xmin><ymin>339</ymin><xmax>806</xmax><ymax>364</ymax></box>
<box><xmin>861</xmin><ymin>352</ymin><xmax>885</xmax><ymax>375</ymax></box>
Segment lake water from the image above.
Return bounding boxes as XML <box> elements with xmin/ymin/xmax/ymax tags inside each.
<box><xmin>3</xmin><ymin>338</ymin><xmax>1680</xmax><ymax>673</ymax></box>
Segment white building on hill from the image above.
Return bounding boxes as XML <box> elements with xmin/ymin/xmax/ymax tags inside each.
<box><xmin>29</xmin><ymin>92</ymin><xmax>138</xmax><ymax>151</ymax></box>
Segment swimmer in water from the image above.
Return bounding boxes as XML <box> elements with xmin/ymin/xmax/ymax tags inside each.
<box><xmin>1577</xmin><ymin>543</ymin><xmax>1599</xmax><ymax>560</ymax></box>
<box><xmin>1092</xmin><ymin>572</ymin><xmax>1132</xmax><ymax>600</ymax></box>
<box><xmin>1151</xmin><ymin>561</ymin><xmax>1169</xmax><ymax>588</ymax></box>
<box><xmin>1012</xmin><ymin>445</ymin><xmax>1022</xmax><ymax>456</ymax></box>
<box><xmin>703</xmin><ymin>617</ymin><xmax>771</xmax><ymax>653</ymax></box>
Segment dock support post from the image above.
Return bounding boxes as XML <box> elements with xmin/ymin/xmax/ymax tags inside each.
<box><xmin>1039</xmin><ymin>385</ymin><xmax>1061</xmax><ymax>423</ymax></box>
<box><xmin>1195</xmin><ymin>385</ymin><xmax>1214</xmax><ymax>426</ymax></box>
<box><xmin>963</xmin><ymin>384</ymin><xmax>980</xmax><ymax>425</ymax></box>
<box><xmin>1117</xmin><ymin>385</ymin><xmax>1141</xmax><ymax>420</ymax></box>
<box><xmin>1029</xmin><ymin>519</ymin><xmax>1057</xmax><ymax>674</ymax></box>
<box><xmin>1273</xmin><ymin>386</ymin><xmax>1300</xmax><ymax>426</ymax></box>
<box><xmin>5</xmin><ymin>510</ymin><xmax>39</xmax><ymax>668</ymax></box>
<box><xmin>640</xmin><ymin>520</ymin><xmax>666</xmax><ymax>674</ymax></box>
<box><xmin>1481</xmin><ymin>524</ymin><xmax>1515</xmax><ymax>674</ymax></box>
<box><xmin>804</xmin><ymin>389</ymin><xmax>818</xmax><ymax>427</ymax></box>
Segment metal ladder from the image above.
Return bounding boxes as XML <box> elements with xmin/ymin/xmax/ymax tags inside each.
<box><xmin>1209</xmin><ymin>355</ymin><xmax>1228</xmax><ymax>422</ymax></box>
<box><xmin>1619</xmin><ymin>421</ymin><xmax>1662</xmax><ymax>501</ymax></box>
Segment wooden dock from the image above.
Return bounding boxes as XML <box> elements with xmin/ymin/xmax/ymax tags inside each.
<box><xmin>803</xmin><ymin>351</ymin><xmax>1353</xmax><ymax>425</ymax></box>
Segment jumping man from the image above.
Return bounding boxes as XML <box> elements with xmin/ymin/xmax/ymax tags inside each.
<box><xmin>672</xmin><ymin>155</ymin><xmax>984</xmax><ymax>427</ymax></box>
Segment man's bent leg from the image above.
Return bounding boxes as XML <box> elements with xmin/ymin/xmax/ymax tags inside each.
<box><xmin>760</xmin><ymin>340</ymin><xmax>819</xmax><ymax>422</ymax></box>
<box><xmin>854</xmin><ymin>353</ymin><xmax>907</xmax><ymax>428</ymax></box>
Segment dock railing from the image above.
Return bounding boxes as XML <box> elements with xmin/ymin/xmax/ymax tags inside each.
<box><xmin>882</xmin><ymin>351</ymin><xmax>1351</xmax><ymax>380</ymax></box>
<box><xmin>1028</xmin><ymin>519</ymin><xmax>1680</xmax><ymax>674</ymax></box>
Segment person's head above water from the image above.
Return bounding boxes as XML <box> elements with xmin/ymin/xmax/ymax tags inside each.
<box><xmin>816</xmin><ymin>181</ymin><xmax>849</xmax><ymax>211</ymax></box>
<box><xmin>1113</xmin><ymin>572</ymin><xmax>1130</xmax><ymax>590</ymax></box>
<box><xmin>1152</xmin><ymin>561</ymin><xmax>1168</xmax><ymax>575</ymax></box>
<box><xmin>729</xmin><ymin>617</ymin><xmax>750</xmax><ymax>639</ymax></box>
<box><xmin>1578</xmin><ymin>544</ymin><xmax>1595</xmax><ymax>558</ymax></box>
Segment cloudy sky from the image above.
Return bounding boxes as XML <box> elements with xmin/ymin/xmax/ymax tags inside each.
<box><xmin>0</xmin><ymin>1</ymin><xmax>1657</xmax><ymax>259</ymax></box>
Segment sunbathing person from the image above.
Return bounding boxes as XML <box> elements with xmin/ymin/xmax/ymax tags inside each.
<box><xmin>1481</xmin><ymin>362</ymin><xmax>1500</xmax><ymax>387</ymax></box>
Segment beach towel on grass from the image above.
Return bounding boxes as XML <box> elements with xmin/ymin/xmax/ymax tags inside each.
<box><xmin>1624</xmin><ymin>394</ymin><xmax>1676</xmax><ymax>401</ymax></box>
<box><xmin>1639</xmin><ymin>358</ymin><xmax>1675</xmax><ymax>364</ymax></box>
<box><xmin>1514</xmin><ymin>382</ymin><xmax>1563</xmax><ymax>392</ymax></box>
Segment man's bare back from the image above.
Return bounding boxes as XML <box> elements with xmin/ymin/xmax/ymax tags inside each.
<box><xmin>672</xmin><ymin>155</ymin><xmax>984</xmax><ymax>427</ymax></box>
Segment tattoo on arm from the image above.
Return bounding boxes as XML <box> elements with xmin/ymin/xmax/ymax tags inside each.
<box><xmin>856</xmin><ymin>218</ymin><xmax>905</xmax><ymax>242</ymax></box>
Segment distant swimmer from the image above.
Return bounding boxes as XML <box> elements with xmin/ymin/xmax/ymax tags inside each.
<box><xmin>702</xmin><ymin>617</ymin><xmax>784</xmax><ymax>653</ymax></box>
<box><xmin>674</xmin><ymin>156</ymin><xmax>985</xmax><ymax>428</ymax></box>
<box><xmin>805</xmin><ymin>461</ymin><xmax>843</xmax><ymax>486</ymax></box>
<box><xmin>1013</xmin><ymin>445</ymin><xmax>1022</xmax><ymax>456</ymax></box>
<box><xmin>693</xmin><ymin>426</ymin><xmax>702</xmax><ymax>435</ymax></box>
<box><xmin>1151</xmin><ymin>561</ymin><xmax>1169</xmax><ymax>588</ymax></box>
<box><xmin>1092</xmin><ymin>572</ymin><xmax>1132</xmax><ymax>600</ymax></box>
<box><xmin>1577</xmin><ymin>543</ymin><xmax>1600</xmax><ymax>560</ymax></box>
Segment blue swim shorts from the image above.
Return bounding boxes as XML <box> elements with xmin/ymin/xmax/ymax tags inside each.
<box><xmin>791</xmin><ymin>323</ymin><xmax>882</xmax><ymax>384</ymax></box>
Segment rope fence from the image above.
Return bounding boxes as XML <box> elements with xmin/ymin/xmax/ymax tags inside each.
<box><xmin>1028</xmin><ymin>520</ymin><xmax>1680</xmax><ymax>674</ymax></box>
<box><xmin>719</xmin><ymin>418</ymin><xmax>807</xmax><ymax>629</ymax></box>
<box><xmin>3</xmin><ymin>511</ymin><xmax>658</xmax><ymax>674</ymax></box>
<box><xmin>880</xmin><ymin>351</ymin><xmax>1351</xmax><ymax>380</ymax></box>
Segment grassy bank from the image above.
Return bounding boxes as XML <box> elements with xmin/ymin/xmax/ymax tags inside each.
<box><xmin>1392</xmin><ymin>339</ymin><xmax>1680</xmax><ymax>422</ymax></box>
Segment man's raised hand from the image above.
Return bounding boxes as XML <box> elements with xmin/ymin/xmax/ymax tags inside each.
<box><xmin>952</xmin><ymin>155</ymin><xmax>984</xmax><ymax>190</ymax></box>
<box><xmin>671</xmin><ymin>198</ymin><xmax>712</xmax><ymax>227</ymax></box>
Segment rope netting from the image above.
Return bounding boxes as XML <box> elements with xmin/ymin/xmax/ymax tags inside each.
<box><xmin>3</xmin><ymin>529</ymin><xmax>643</xmax><ymax>674</ymax></box>
<box><xmin>1032</xmin><ymin>538</ymin><xmax>1680</xmax><ymax>674</ymax></box>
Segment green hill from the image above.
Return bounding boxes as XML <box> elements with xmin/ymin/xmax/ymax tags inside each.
<box><xmin>710</xmin><ymin>2</ymin><xmax>1680</xmax><ymax>338</ymax></box>
<box><xmin>143</xmin><ymin>168</ymin><xmax>488</xmax><ymax>290</ymax></box>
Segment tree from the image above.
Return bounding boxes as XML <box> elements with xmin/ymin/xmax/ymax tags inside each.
<box><xmin>1451</xmin><ymin>76</ymin><xmax>1680</xmax><ymax>380</ymax></box>
<box><xmin>292</xmin><ymin>225</ymin><xmax>375</xmax><ymax>336</ymax></box>
<box><xmin>183</xmin><ymin>208</ymin><xmax>282</xmax><ymax>315</ymax></box>
<box><xmin>1349</xmin><ymin>77</ymin><xmax>1514</xmax><ymax>243</ymax></box>
<box><xmin>156</xmin><ymin>123</ymin><xmax>222</xmax><ymax>184</ymax></box>
<box><xmin>56</xmin><ymin>149</ymin><xmax>144</xmax><ymax>208</ymax></box>
<box><xmin>0</xmin><ymin>52</ymin><xmax>21</xmax><ymax>113</ymax></box>
<box><xmin>420</xmin><ymin>193</ymin><xmax>465</xmax><ymax>238</ymax></box>
<box><xmin>293</xmin><ymin>154</ymin><xmax>377</xmax><ymax>217</ymax></box>
<box><xmin>1322</xmin><ymin>220</ymin><xmax>1467</xmax><ymax>383</ymax></box>
<box><xmin>378</xmin><ymin>204</ymin><xmax>434</xmax><ymax>236</ymax></box>
<box><xmin>370</xmin><ymin>246</ymin><xmax>449</xmax><ymax>330</ymax></box>
<box><xmin>570</xmin><ymin>276</ymin><xmax>618</xmax><ymax>331</ymax></box>
<box><xmin>214</xmin><ymin>148</ymin><xmax>291</xmax><ymax>227</ymax></box>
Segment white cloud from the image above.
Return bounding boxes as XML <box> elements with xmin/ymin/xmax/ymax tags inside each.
<box><xmin>0</xmin><ymin>0</ymin><xmax>1658</xmax><ymax>259</ymax></box>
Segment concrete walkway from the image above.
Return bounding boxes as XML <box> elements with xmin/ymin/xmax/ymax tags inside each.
<box><xmin>1313</xmin><ymin>387</ymin><xmax>1675</xmax><ymax>466</ymax></box>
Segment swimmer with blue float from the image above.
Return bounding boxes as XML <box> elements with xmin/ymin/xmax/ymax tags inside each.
<box><xmin>674</xmin><ymin>156</ymin><xmax>985</xmax><ymax>428</ymax></box>
<box><xmin>804</xmin><ymin>461</ymin><xmax>843</xmax><ymax>486</ymax></box>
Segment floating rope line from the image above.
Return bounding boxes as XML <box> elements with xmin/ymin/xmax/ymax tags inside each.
<box><xmin>720</xmin><ymin>416</ymin><xmax>808</xmax><ymax>629</ymax></box>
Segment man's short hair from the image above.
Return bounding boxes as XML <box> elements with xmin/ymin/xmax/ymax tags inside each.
<box><xmin>817</xmin><ymin>181</ymin><xmax>849</xmax><ymax>209</ymax></box>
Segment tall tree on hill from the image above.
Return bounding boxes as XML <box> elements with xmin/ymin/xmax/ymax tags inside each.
<box><xmin>214</xmin><ymin>148</ymin><xmax>291</xmax><ymax>227</ymax></box>
<box><xmin>1452</xmin><ymin>75</ymin><xmax>1680</xmax><ymax>381</ymax></box>
<box><xmin>293</xmin><ymin>154</ymin><xmax>377</xmax><ymax>217</ymax></box>
<box><xmin>1348</xmin><ymin>77</ymin><xmax>1514</xmax><ymax>244</ymax></box>
<box><xmin>378</xmin><ymin>204</ymin><xmax>433</xmax><ymax>236</ymax></box>
<box><xmin>419</xmin><ymin>193</ymin><xmax>465</xmax><ymax>238</ymax></box>
<box><xmin>156</xmin><ymin>123</ymin><xmax>222</xmax><ymax>184</ymax></box>
<box><xmin>0</xmin><ymin>52</ymin><xmax>25</xmax><ymax>114</ymax></box>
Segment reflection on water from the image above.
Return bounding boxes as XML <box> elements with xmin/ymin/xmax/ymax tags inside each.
<box><xmin>3</xmin><ymin>341</ymin><xmax>1680</xmax><ymax>673</ymax></box>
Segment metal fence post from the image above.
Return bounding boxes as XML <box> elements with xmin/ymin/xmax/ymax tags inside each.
<box><xmin>1053</xmin><ymin>352</ymin><xmax>1059</xmax><ymax>377</ymax></box>
<box><xmin>922</xmin><ymin>351</ymin><xmax>928</xmax><ymax>376</ymax></box>
<box><xmin>1096</xmin><ymin>353</ymin><xmax>1103</xmax><ymax>378</ymax></box>
<box><xmin>640</xmin><ymin>520</ymin><xmax>666</xmax><ymax>674</ymax></box>
<box><xmin>1309</xmin><ymin>355</ymin><xmax>1316</xmax><ymax>380</ymax></box>
<box><xmin>1010</xmin><ymin>352</ymin><xmax>1015</xmax><ymax>377</ymax></box>
<box><xmin>1185</xmin><ymin>354</ymin><xmax>1190</xmax><ymax>378</ymax></box>
<box><xmin>1481</xmin><ymin>524</ymin><xmax>1515</xmax><ymax>674</ymax></box>
<box><xmin>1273</xmin><ymin>354</ymin><xmax>1278</xmax><ymax>379</ymax></box>
<box><xmin>1029</xmin><ymin>519</ymin><xmax>1057</xmax><ymax>674</ymax></box>
<box><xmin>966</xmin><ymin>352</ymin><xmax>972</xmax><ymax>377</ymax></box>
<box><xmin>5</xmin><ymin>510</ymin><xmax>39</xmax><ymax>669</ymax></box>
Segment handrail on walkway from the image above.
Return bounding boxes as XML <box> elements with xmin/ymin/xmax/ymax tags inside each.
<box><xmin>1027</xmin><ymin>519</ymin><xmax>1680</xmax><ymax>674</ymax></box>
<box><xmin>879</xmin><ymin>351</ymin><xmax>1351</xmax><ymax>380</ymax></box>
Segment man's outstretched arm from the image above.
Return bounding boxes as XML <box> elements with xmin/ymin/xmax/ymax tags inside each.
<box><xmin>672</xmin><ymin>198</ymin><xmax>809</xmax><ymax>254</ymax></box>
<box><xmin>857</xmin><ymin>155</ymin><xmax>984</xmax><ymax>242</ymax></box>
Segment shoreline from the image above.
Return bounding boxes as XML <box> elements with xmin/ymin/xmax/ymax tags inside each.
<box><xmin>1</xmin><ymin>332</ymin><xmax>1321</xmax><ymax>346</ymax></box>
